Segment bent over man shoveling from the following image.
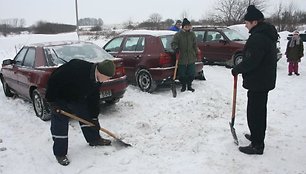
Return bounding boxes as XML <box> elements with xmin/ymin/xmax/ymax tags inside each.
<box><xmin>45</xmin><ymin>59</ymin><xmax>115</xmax><ymax>166</ymax></box>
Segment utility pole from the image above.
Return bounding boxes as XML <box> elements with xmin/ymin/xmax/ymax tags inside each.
<box><xmin>75</xmin><ymin>0</ymin><xmax>80</xmax><ymax>40</ymax></box>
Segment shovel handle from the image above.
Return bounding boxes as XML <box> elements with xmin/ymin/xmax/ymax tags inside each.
<box><xmin>173</xmin><ymin>53</ymin><xmax>179</xmax><ymax>80</ymax></box>
<box><xmin>57</xmin><ymin>109</ymin><xmax>118</xmax><ymax>139</ymax></box>
<box><xmin>231</xmin><ymin>75</ymin><xmax>238</xmax><ymax>119</ymax></box>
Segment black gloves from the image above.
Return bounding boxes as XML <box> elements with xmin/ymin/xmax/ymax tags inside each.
<box><xmin>231</xmin><ymin>69</ymin><xmax>238</xmax><ymax>76</ymax></box>
<box><xmin>48</xmin><ymin>102</ymin><xmax>60</xmax><ymax>113</ymax></box>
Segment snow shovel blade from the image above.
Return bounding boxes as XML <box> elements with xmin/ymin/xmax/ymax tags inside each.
<box><xmin>171</xmin><ymin>82</ymin><xmax>177</xmax><ymax>98</ymax></box>
<box><xmin>113</xmin><ymin>138</ymin><xmax>132</xmax><ymax>148</ymax></box>
<box><xmin>229</xmin><ymin>121</ymin><xmax>239</xmax><ymax>145</ymax></box>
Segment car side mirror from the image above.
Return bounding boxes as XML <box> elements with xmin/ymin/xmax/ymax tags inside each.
<box><xmin>2</xmin><ymin>59</ymin><xmax>15</xmax><ymax>66</ymax></box>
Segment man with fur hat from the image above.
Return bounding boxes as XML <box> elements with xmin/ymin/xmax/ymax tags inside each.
<box><xmin>231</xmin><ymin>5</ymin><xmax>278</xmax><ymax>155</ymax></box>
<box><xmin>171</xmin><ymin>18</ymin><xmax>198</xmax><ymax>92</ymax></box>
<box><xmin>46</xmin><ymin>59</ymin><xmax>115</xmax><ymax>165</ymax></box>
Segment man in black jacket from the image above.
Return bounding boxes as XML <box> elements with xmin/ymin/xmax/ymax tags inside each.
<box><xmin>46</xmin><ymin>59</ymin><xmax>115</xmax><ymax>165</ymax></box>
<box><xmin>231</xmin><ymin>5</ymin><xmax>278</xmax><ymax>155</ymax></box>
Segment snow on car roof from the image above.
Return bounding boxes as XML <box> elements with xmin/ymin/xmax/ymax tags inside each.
<box><xmin>120</xmin><ymin>30</ymin><xmax>176</xmax><ymax>36</ymax></box>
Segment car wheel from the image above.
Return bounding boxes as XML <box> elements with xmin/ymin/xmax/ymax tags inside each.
<box><xmin>0</xmin><ymin>77</ymin><xmax>14</xmax><ymax>97</ymax></box>
<box><xmin>233</xmin><ymin>53</ymin><xmax>243</xmax><ymax>66</ymax></box>
<box><xmin>136</xmin><ymin>69</ymin><xmax>157</xmax><ymax>92</ymax></box>
<box><xmin>31</xmin><ymin>89</ymin><xmax>51</xmax><ymax>121</ymax></box>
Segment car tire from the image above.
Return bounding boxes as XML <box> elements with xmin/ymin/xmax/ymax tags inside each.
<box><xmin>31</xmin><ymin>89</ymin><xmax>51</xmax><ymax>121</ymax></box>
<box><xmin>233</xmin><ymin>53</ymin><xmax>243</xmax><ymax>66</ymax></box>
<box><xmin>1</xmin><ymin>77</ymin><xmax>14</xmax><ymax>97</ymax></box>
<box><xmin>136</xmin><ymin>69</ymin><xmax>157</xmax><ymax>93</ymax></box>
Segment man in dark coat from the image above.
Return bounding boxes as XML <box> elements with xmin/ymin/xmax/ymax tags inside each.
<box><xmin>231</xmin><ymin>5</ymin><xmax>278</xmax><ymax>155</ymax></box>
<box><xmin>171</xmin><ymin>18</ymin><xmax>198</xmax><ymax>92</ymax></box>
<box><xmin>45</xmin><ymin>59</ymin><xmax>115</xmax><ymax>165</ymax></box>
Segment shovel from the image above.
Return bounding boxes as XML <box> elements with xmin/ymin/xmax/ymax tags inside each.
<box><xmin>57</xmin><ymin>109</ymin><xmax>132</xmax><ymax>147</ymax></box>
<box><xmin>229</xmin><ymin>75</ymin><xmax>239</xmax><ymax>145</ymax></box>
<box><xmin>171</xmin><ymin>53</ymin><xmax>179</xmax><ymax>98</ymax></box>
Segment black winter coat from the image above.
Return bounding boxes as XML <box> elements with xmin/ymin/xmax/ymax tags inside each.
<box><xmin>232</xmin><ymin>22</ymin><xmax>278</xmax><ymax>91</ymax></box>
<box><xmin>45</xmin><ymin>59</ymin><xmax>101</xmax><ymax>116</ymax></box>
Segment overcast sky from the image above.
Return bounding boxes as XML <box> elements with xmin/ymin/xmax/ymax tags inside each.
<box><xmin>0</xmin><ymin>0</ymin><xmax>306</xmax><ymax>26</ymax></box>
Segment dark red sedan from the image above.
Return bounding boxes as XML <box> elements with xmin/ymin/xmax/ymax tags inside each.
<box><xmin>103</xmin><ymin>30</ymin><xmax>205</xmax><ymax>92</ymax></box>
<box><xmin>0</xmin><ymin>41</ymin><xmax>128</xmax><ymax>121</ymax></box>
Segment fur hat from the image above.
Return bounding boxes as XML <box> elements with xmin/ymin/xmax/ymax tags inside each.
<box><xmin>96</xmin><ymin>60</ymin><xmax>115</xmax><ymax>77</ymax></box>
<box><xmin>244</xmin><ymin>5</ymin><xmax>264</xmax><ymax>21</ymax></box>
<box><xmin>182</xmin><ymin>18</ymin><xmax>191</xmax><ymax>28</ymax></box>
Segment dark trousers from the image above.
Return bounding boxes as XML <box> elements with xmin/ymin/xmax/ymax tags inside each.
<box><xmin>247</xmin><ymin>90</ymin><xmax>268</xmax><ymax>146</ymax></box>
<box><xmin>50</xmin><ymin>100</ymin><xmax>101</xmax><ymax>156</ymax></box>
<box><xmin>178</xmin><ymin>63</ymin><xmax>195</xmax><ymax>87</ymax></box>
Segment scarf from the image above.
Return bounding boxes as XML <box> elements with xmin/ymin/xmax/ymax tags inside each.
<box><xmin>289</xmin><ymin>35</ymin><xmax>301</xmax><ymax>48</ymax></box>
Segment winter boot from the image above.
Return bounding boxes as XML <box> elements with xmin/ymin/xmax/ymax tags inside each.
<box><xmin>244</xmin><ymin>134</ymin><xmax>251</xmax><ymax>141</ymax></box>
<box><xmin>187</xmin><ymin>85</ymin><xmax>195</xmax><ymax>92</ymax></box>
<box><xmin>239</xmin><ymin>143</ymin><xmax>264</xmax><ymax>155</ymax></box>
<box><xmin>288</xmin><ymin>73</ymin><xmax>292</xmax><ymax>76</ymax></box>
<box><xmin>89</xmin><ymin>137</ymin><xmax>111</xmax><ymax>146</ymax></box>
<box><xmin>55</xmin><ymin>155</ymin><xmax>70</xmax><ymax>166</ymax></box>
<box><xmin>181</xmin><ymin>84</ymin><xmax>186</xmax><ymax>92</ymax></box>
<box><xmin>295</xmin><ymin>72</ymin><xmax>300</xmax><ymax>76</ymax></box>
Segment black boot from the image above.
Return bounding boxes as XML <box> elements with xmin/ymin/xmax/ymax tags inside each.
<box><xmin>181</xmin><ymin>84</ymin><xmax>186</xmax><ymax>92</ymax></box>
<box><xmin>244</xmin><ymin>134</ymin><xmax>251</xmax><ymax>141</ymax></box>
<box><xmin>239</xmin><ymin>143</ymin><xmax>264</xmax><ymax>155</ymax></box>
<box><xmin>55</xmin><ymin>155</ymin><xmax>70</xmax><ymax>166</ymax></box>
<box><xmin>187</xmin><ymin>85</ymin><xmax>195</xmax><ymax>92</ymax></box>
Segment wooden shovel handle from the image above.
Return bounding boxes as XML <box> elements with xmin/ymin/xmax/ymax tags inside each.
<box><xmin>231</xmin><ymin>75</ymin><xmax>238</xmax><ymax>119</ymax></box>
<box><xmin>57</xmin><ymin>109</ymin><xmax>118</xmax><ymax>139</ymax></box>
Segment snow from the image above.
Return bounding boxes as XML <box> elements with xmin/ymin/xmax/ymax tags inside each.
<box><xmin>0</xmin><ymin>29</ymin><xmax>306</xmax><ymax>174</ymax></box>
<box><xmin>120</xmin><ymin>30</ymin><xmax>176</xmax><ymax>36</ymax></box>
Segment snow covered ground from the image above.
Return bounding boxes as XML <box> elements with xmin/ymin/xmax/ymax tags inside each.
<box><xmin>0</xmin><ymin>30</ymin><xmax>305</xmax><ymax>174</ymax></box>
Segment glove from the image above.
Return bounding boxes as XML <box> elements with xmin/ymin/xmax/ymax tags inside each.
<box><xmin>231</xmin><ymin>69</ymin><xmax>238</xmax><ymax>76</ymax></box>
<box><xmin>48</xmin><ymin>102</ymin><xmax>60</xmax><ymax>113</ymax></box>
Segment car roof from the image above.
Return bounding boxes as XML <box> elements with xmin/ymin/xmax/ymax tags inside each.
<box><xmin>192</xmin><ymin>26</ymin><xmax>229</xmax><ymax>30</ymax></box>
<box><xmin>120</xmin><ymin>30</ymin><xmax>176</xmax><ymax>36</ymax></box>
<box><xmin>27</xmin><ymin>40</ymin><xmax>89</xmax><ymax>47</ymax></box>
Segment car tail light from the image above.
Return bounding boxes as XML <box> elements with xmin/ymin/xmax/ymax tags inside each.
<box><xmin>159</xmin><ymin>52</ymin><xmax>172</xmax><ymax>66</ymax></box>
<box><xmin>197</xmin><ymin>48</ymin><xmax>203</xmax><ymax>61</ymax></box>
<box><xmin>113</xmin><ymin>61</ymin><xmax>125</xmax><ymax>78</ymax></box>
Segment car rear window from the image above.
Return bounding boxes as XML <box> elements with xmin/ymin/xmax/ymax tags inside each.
<box><xmin>160</xmin><ymin>35</ymin><xmax>174</xmax><ymax>52</ymax></box>
<box><xmin>44</xmin><ymin>42</ymin><xmax>114</xmax><ymax>65</ymax></box>
<box><xmin>223</xmin><ymin>29</ymin><xmax>247</xmax><ymax>41</ymax></box>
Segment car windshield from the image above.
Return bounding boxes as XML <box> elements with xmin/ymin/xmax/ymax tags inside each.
<box><xmin>223</xmin><ymin>29</ymin><xmax>247</xmax><ymax>41</ymax></box>
<box><xmin>44</xmin><ymin>42</ymin><xmax>114</xmax><ymax>65</ymax></box>
<box><xmin>160</xmin><ymin>35</ymin><xmax>174</xmax><ymax>52</ymax></box>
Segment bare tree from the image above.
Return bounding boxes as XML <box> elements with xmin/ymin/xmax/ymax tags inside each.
<box><xmin>212</xmin><ymin>0</ymin><xmax>265</xmax><ymax>25</ymax></box>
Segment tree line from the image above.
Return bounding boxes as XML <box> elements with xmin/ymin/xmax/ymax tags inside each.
<box><xmin>1</xmin><ymin>0</ymin><xmax>305</xmax><ymax>36</ymax></box>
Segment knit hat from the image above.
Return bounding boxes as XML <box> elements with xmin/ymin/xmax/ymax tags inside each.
<box><xmin>182</xmin><ymin>18</ymin><xmax>191</xmax><ymax>28</ymax></box>
<box><xmin>244</xmin><ymin>5</ymin><xmax>264</xmax><ymax>21</ymax></box>
<box><xmin>96</xmin><ymin>60</ymin><xmax>115</xmax><ymax>77</ymax></box>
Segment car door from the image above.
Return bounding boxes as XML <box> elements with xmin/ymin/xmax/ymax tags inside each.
<box><xmin>3</xmin><ymin>47</ymin><xmax>28</xmax><ymax>93</ymax></box>
<box><xmin>103</xmin><ymin>36</ymin><xmax>124</xmax><ymax>58</ymax></box>
<box><xmin>117</xmin><ymin>36</ymin><xmax>145</xmax><ymax>82</ymax></box>
<box><xmin>203</xmin><ymin>31</ymin><xmax>232</xmax><ymax>62</ymax></box>
<box><xmin>17</xmin><ymin>47</ymin><xmax>37</xmax><ymax>99</ymax></box>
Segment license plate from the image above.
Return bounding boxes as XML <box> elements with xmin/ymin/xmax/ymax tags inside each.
<box><xmin>100</xmin><ymin>90</ymin><xmax>112</xmax><ymax>98</ymax></box>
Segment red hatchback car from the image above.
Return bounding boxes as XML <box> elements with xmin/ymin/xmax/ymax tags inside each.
<box><xmin>0</xmin><ymin>41</ymin><xmax>128</xmax><ymax>121</ymax></box>
<box><xmin>103</xmin><ymin>30</ymin><xmax>205</xmax><ymax>92</ymax></box>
